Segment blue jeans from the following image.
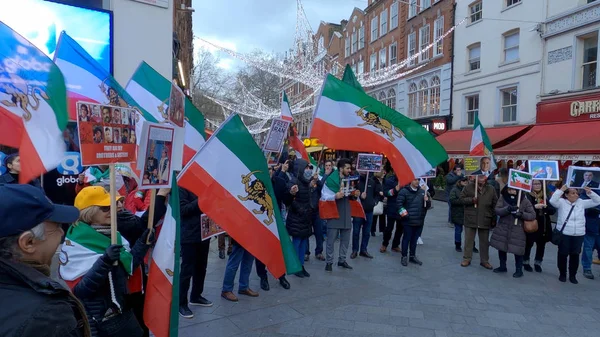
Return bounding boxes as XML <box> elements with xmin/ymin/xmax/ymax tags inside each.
<box><xmin>222</xmin><ymin>244</ymin><xmax>255</xmax><ymax>292</ymax></box>
<box><xmin>352</xmin><ymin>212</ymin><xmax>373</xmax><ymax>253</ymax></box>
<box><xmin>292</xmin><ymin>237</ymin><xmax>308</xmax><ymax>266</ymax></box>
<box><xmin>306</xmin><ymin>212</ymin><xmax>324</xmax><ymax>255</ymax></box>
<box><xmin>582</xmin><ymin>234</ymin><xmax>600</xmax><ymax>271</ymax></box>
<box><xmin>454</xmin><ymin>223</ymin><xmax>463</xmax><ymax>243</ymax></box>
<box><xmin>401</xmin><ymin>225</ymin><xmax>424</xmax><ymax>257</ymax></box>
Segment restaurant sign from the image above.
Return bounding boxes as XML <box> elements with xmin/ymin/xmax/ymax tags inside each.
<box><xmin>538</xmin><ymin>92</ymin><xmax>600</xmax><ymax>123</ymax></box>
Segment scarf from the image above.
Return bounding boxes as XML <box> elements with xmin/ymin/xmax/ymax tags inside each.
<box><xmin>530</xmin><ymin>189</ymin><xmax>545</xmax><ymax>204</ymax></box>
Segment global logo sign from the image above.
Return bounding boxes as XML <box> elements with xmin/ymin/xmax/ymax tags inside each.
<box><xmin>57</xmin><ymin>152</ymin><xmax>82</xmax><ymax>175</ymax></box>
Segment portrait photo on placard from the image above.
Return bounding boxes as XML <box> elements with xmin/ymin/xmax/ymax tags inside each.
<box><xmin>137</xmin><ymin>122</ymin><xmax>175</xmax><ymax>189</ymax></box>
<box><xmin>528</xmin><ymin>160</ymin><xmax>559</xmax><ymax>181</ymax></box>
<box><xmin>567</xmin><ymin>166</ymin><xmax>600</xmax><ymax>189</ymax></box>
<box><xmin>356</xmin><ymin>153</ymin><xmax>383</xmax><ymax>172</ymax></box>
<box><xmin>471</xmin><ymin>156</ymin><xmax>493</xmax><ymax>176</ymax></box>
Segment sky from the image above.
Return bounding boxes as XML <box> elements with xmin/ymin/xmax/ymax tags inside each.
<box><xmin>192</xmin><ymin>0</ymin><xmax>368</xmax><ymax>70</ymax></box>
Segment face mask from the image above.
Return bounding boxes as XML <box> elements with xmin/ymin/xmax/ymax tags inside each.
<box><xmin>304</xmin><ymin>170</ymin><xmax>312</xmax><ymax>180</ymax></box>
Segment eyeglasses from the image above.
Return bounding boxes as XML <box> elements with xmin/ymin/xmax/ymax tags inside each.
<box><xmin>99</xmin><ymin>206</ymin><xmax>111</xmax><ymax>213</ymax></box>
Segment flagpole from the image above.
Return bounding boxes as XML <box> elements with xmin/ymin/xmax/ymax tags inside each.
<box><xmin>317</xmin><ymin>144</ymin><xmax>326</xmax><ymax>165</ymax></box>
<box><xmin>146</xmin><ymin>189</ymin><xmax>157</xmax><ymax>244</ymax></box>
<box><xmin>363</xmin><ymin>172</ymin><xmax>369</xmax><ymax>194</ymax></box>
<box><xmin>109</xmin><ymin>164</ymin><xmax>118</xmax><ymax>246</ymax></box>
<box><xmin>515</xmin><ymin>190</ymin><xmax>522</xmax><ymax>225</ymax></box>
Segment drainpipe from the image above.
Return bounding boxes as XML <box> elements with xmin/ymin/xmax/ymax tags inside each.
<box><xmin>448</xmin><ymin>1</ymin><xmax>457</xmax><ymax>131</ymax></box>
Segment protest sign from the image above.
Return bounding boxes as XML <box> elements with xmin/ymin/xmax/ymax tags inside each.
<box><xmin>76</xmin><ymin>102</ymin><xmax>137</xmax><ymax>166</ymax></box>
<box><xmin>168</xmin><ymin>82</ymin><xmax>185</xmax><ymax>128</ymax></box>
<box><xmin>566</xmin><ymin>166</ymin><xmax>600</xmax><ymax>189</ymax></box>
<box><xmin>264</xmin><ymin>150</ymin><xmax>279</xmax><ymax>166</ymax></box>
<box><xmin>356</xmin><ymin>153</ymin><xmax>383</xmax><ymax>172</ymax></box>
<box><xmin>528</xmin><ymin>160</ymin><xmax>559</xmax><ymax>181</ymax></box>
<box><xmin>201</xmin><ymin>214</ymin><xmax>225</xmax><ymax>241</ymax></box>
<box><xmin>263</xmin><ymin>118</ymin><xmax>291</xmax><ymax>153</ymax></box>
<box><xmin>508</xmin><ymin>169</ymin><xmax>533</xmax><ymax>192</ymax></box>
<box><xmin>137</xmin><ymin>122</ymin><xmax>175</xmax><ymax>189</ymax></box>
<box><xmin>463</xmin><ymin>157</ymin><xmax>482</xmax><ymax>176</ymax></box>
<box><xmin>420</xmin><ymin>168</ymin><xmax>436</xmax><ymax>179</ymax></box>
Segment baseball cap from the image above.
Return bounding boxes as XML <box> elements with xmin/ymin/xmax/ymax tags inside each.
<box><xmin>74</xmin><ymin>186</ymin><xmax>113</xmax><ymax>210</ymax></box>
<box><xmin>0</xmin><ymin>184</ymin><xmax>80</xmax><ymax>237</ymax></box>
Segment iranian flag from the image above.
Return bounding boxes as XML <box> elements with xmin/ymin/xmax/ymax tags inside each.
<box><xmin>178</xmin><ymin>114</ymin><xmax>301</xmax><ymax>277</ymax></box>
<box><xmin>126</xmin><ymin>62</ymin><xmax>206</xmax><ymax>166</ymax></box>
<box><xmin>341</xmin><ymin>64</ymin><xmax>364</xmax><ymax>92</ymax></box>
<box><xmin>319</xmin><ymin>169</ymin><xmax>365</xmax><ymax>220</ymax></box>
<box><xmin>0</xmin><ymin>22</ymin><xmax>68</xmax><ymax>184</ymax></box>
<box><xmin>509</xmin><ymin>169</ymin><xmax>533</xmax><ymax>192</ymax></box>
<box><xmin>281</xmin><ymin>92</ymin><xmax>309</xmax><ymax>160</ymax></box>
<box><xmin>310</xmin><ymin>75</ymin><xmax>448</xmax><ymax>185</ymax></box>
<box><xmin>144</xmin><ymin>179</ymin><xmax>181</xmax><ymax>337</ymax></box>
<box><xmin>469</xmin><ymin>115</ymin><xmax>493</xmax><ymax>157</ymax></box>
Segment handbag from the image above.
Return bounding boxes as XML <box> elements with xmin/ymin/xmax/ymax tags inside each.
<box><xmin>551</xmin><ymin>205</ymin><xmax>575</xmax><ymax>246</ymax></box>
<box><xmin>523</xmin><ymin>219</ymin><xmax>538</xmax><ymax>233</ymax></box>
<box><xmin>373</xmin><ymin>201</ymin><xmax>384</xmax><ymax>216</ymax></box>
<box><xmin>96</xmin><ymin>309</ymin><xmax>143</xmax><ymax>337</ymax></box>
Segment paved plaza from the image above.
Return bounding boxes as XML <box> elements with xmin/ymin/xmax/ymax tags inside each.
<box><xmin>178</xmin><ymin>200</ymin><xmax>600</xmax><ymax>337</ymax></box>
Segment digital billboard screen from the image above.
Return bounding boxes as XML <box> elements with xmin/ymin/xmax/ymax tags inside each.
<box><xmin>0</xmin><ymin>0</ymin><xmax>113</xmax><ymax>73</ymax></box>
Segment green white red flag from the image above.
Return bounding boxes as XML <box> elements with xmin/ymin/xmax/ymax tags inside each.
<box><xmin>281</xmin><ymin>91</ymin><xmax>309</xmax><ymax>160</ymax></box>
<box><xmin>469</xmin><ymin>114</ymin><xmax>493</xmax><ymax>157</ymax></box>
<box><xmin>310</xmin><ymin>74</ymin><xmax>447</xmax><ymax>185</ymax></box>
<box><xmin>177</xmin><ymin>114</ymin><xmax>301</xmax><ymax>277</ymax></box>
<box><xmin>0</xmin><ymin>22</ymin><xmax>68</xmax><ymax>184</ymax></box>
<box><xmin>319</xmin><ymin>169</ymin><xmax>365</xmax><ymax>219</ymax></box>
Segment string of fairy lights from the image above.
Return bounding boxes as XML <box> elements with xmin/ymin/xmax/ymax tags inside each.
<box><xmin>202</xmin><ymin>0</ymin><xmax>467</xmax><ymax>132</ymax></box>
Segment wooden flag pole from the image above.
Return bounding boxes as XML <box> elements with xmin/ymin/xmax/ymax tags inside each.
<box><xmin>109</xmin><ymin>164</ymin><xmax>118</xmax><ymax>257</ymax></box>
<box><xmin>146</xmin><ymin>189</ymin><xmax>157</xmax><ymax>244</ymax></box>
<box><xmin>363</xmin><ymin>172</ymin><xmax>369</xmax><ymax>194</ymax></box>
<box><xmin>515</xmin><ymin>190</ymin><xmax>522</xmax><ymax>225</ymax></box>
<box><xmin>474</xmin><ymin>177</ymin><xmax>478</xmax><ymax>209</ymax></box>
<box><xmin>317</xmin><ymin>145</ymin><xmax>326</xmax><ymax>165</ymax></box>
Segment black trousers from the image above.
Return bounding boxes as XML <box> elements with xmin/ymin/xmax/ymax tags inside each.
<box><xmin>382</xmin><ymin>215</ymin><xmax>402</xmax><ymax>248</ymax></box>
<box><xmin>256</xmin><ymin>259</ymin><xmax>285</xmax><ymax>280</ymax></box>
<box><xmin>371</xmin><ymin>213</ymin><xmax>386</xmax><ymax>234</ymax></box>
<box><xmin>125</xmin><ymin>292</ymin><xmax>148</xmax><ymax>337</ymax></box>
<box><xmin>557</xmin><ymin>235</ymin><xmax>584</xmax><ymax>277</ymax></box>
<box><xmin>179</xmin><ymin>240</ymin><xmax>210</xmax><ymax>305</ymax></box>
<box><xmin>524</xmin><ymin>233</ymin><xmax>547</xmax><ymax>263</ymax></box>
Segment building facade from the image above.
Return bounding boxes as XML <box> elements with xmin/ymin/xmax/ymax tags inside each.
<box><xmin>451</xmin><ymin>0</ymin><xmax>544</xmax><ymax>130</ymax></box>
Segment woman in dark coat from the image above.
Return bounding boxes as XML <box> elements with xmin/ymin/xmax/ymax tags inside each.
<box><xmin>0</xmin><ymin>153</ymin><xmax>42</xmax><ymax>188</ymax></box>
<box><xmin>523</xmin><ymin>180</ymin><xmax>556</xmax><ymax>273</ymax></box>
<box><xmin>491</xmin><ymin>186</ymin><xmax>536</xmax><ymax>278</ymax></box>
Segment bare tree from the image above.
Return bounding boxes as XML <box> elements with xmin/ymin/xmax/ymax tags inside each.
<box><xmin>191</xmin><ymin>47</ymin><xmax>234</xmax><ymax>122</ymax></box>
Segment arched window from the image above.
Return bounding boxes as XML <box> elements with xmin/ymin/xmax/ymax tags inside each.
<box><xmin>419</xmin><ymin>79</ymin><xmax>429</xmax><ymax>117</ymax></box>
<box><xmin>429</xmin><ymin>76</ymin><xmax>440</xmax><ymax>115</ymax></box>
<box><xmin>408</xmin><ymin>83</ymin><xmax>418</xmax><ymax>118</ymax></box>
<box><xmin>379</xmin><ymin>91</ymin><xmax>387</xmax><ymax>103</ymax></box>
<box><xmin>387</xmin><ymin>88</ymin><xmax>396</xmax><ymax>110</ymax></box>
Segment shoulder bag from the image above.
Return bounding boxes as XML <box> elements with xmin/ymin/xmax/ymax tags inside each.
<box><xmin>373</xmin><ymin>201</ymin><xmax>384</xmax><ymax>216</ymax></box>
<box><xmin>551</xmin><ymin>205</ymin><xmax>575</xmax><ymax>246</ymax></box>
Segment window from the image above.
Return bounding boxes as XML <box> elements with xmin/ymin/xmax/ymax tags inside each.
<box><xmin>429</xmin><ymin>76</ymin><xmax>440</xmax><ymax>115</ymax></box>
<box><xmin>418</xmin><ymin>80</ymin><xmax>429</xmax><ymax>117</ymax></box>
<box><xmin>434</xmin><ymin>16</ymin><xmax>444</xmax><ymax>57</ymax></box>
<box><xmin>469</xmin><ymin>1</ymin><xmax>482</xmax><ymax>24</ymax></box>
<box><xmin>582</xmin><ymin>34</ymin><xmax>598</xmax><ymax>89</ymax></box>
<box><xmin>359</xmin><ymin>25</ymin><xmax>365</xmax><ymax>49</ymax></box>
<box><xmin>345</xmin><ymin>36</ymin><xmax>350</xmax><ymax>57</ymax></box>
<box><xmin>370</xmin><ymin>53</ymin><xmax>377</xmax><ymax>72</ymax></box>
<box><xmin>506</xmin><ymin>0</ymin><xmax>521</xmax><ymax>7</ymax></box>
<box><xmin>371</xmin><ymin>16</ymin><xmax>379</xmax><ymax>42</ymax></box>
<box><xmin>503</xmin><ymin>30</ymin><xmax>519</xmax><ymax>63</ymax></box>
<box><xmin>419</xmin><ymin>25</ymin><xmax>430</xmax><ymax>62</ymax></box>
<box><xmin>408</xmin><ymin>0</ymin><xmax>417</xmax><ymax>19</ymax></box>
<box><xmin>501</xmin><ymin>87</ymin><xmax>518</xmax><ymax>123</ymax></box>
<box><xmin>380</xmin><ymin>9</ymin><xmax>388</xmax><ymax>36</ymax></box>
<box><xmin>390</xmin><ymin>43</ymin><xmax>398</xmax><ymax>65</ymax></box>
<box><xmin>408</xmin><ymin>32</ymin><xmax>417</xmax><ymax>66</ymax></box>
<box><xmin>358</xmin><ymin>60</ymin><xmax>364</xmax><ymax>75</ymax></box>
<box><xmin>468</xmin><ymin>43</ymin><xmax>481</xmax><ymax>71</ymax></box>
<box><xmin>351</xmin><ymin>30</ymin><xmax>357</xmax><ymax>54</ymax></box>
<box><xmin>319</xmin><ymin>36</ymin><xmax>324</xmax><ymax>50</ymax></box>
<box><xmin>379</xmin><ymin>91</ymin><xmax>387</xmax><ymax>104</ymax></box>
<box><xmin>421</xmin><ymin>0</ymin><xmax>431</xmax><ymax>11</ymax></box>
<box><xmin>387</xmin><ymin>89</ymin><xmax>396</xmax><ymax>110</ymax></box>
<box><xmin>408</xmin><ymin>83</ymin><xmax>418</xmax><ymax>117</ymax></box>
<box><xmin>379</xmin><ymin>48</ymin><xmax>387</xmax><ymax>69</ymax></box>
<box><xmin>466</xmin><ymin>95</ymin><xmax>479</xmax><ymax>126</ymax></box>
<box><xmin>391</xmin><ymin>2</ymin><xmax>399</xmax><ymax>29</ymax></box>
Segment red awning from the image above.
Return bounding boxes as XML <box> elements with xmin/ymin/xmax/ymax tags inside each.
<box><xmin>495</xmin><ymin>121</ymin><xmax>600</xmax><ymax>155</ymax></box>
<box><xmin>436</xmin><ymin>125</ymin><xmax>531</xmax><ymax>155</ymax></box>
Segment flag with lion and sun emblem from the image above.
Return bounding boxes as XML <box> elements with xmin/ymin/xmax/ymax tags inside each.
<box><xmin>177</xmin><ymin>114</ymin><xmax>301</xmax><ymax>278</ymax></box>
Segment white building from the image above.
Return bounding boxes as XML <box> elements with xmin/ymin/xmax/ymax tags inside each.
<box><xmin>452</xmin><ymin>0</ymin><xmax>545</xmax><ymax>129</ymax></box>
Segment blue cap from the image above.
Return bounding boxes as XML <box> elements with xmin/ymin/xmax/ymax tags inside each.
<box><xmin>0</xmin><ymin>184</ymin><xmax>80</xmax><ymax>237</ymax></box>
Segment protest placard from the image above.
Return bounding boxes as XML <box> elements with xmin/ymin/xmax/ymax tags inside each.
<box><xmin>419</xmin><ymin>168</ymin><xmax>437</xmax><ymax>179</ymax></box>
<box><xmin>356</xmin><ymin>153</ymin><xmax>383</xmax><ymax>172</ymax></box>
<box><xmin>508</xmin><ymin>169</ymin><xmax>533</xmax><ymax>192</ymax></box>
<box><xmin>528</xmin><ymin>160</ymin><xmax>559</xmax><ymax>181</ymax></box>
<box><xmin>168</xmin><ymin>82</ymin><xmax>185</xmax><ymax>128</ymax></box>
<box><xmin>463</xmin><ymin>157</ymin><xmax>482</xmax><ymax>176</ymax></box>
<box><xmin>137</xmin><ymin>121</ymin><xmax>175</xmax><ymax>189</ymax></box>
<box><xmin>201</xmin><ymin>214</ymin><xmax>225</xmax><ymax>241</ymax></box>
<box><xmin>263</xmin><ymin>118</ymin><xmax>291</xmax><ymax>153</ymax></box>
<box><xmin>76</xmin><ymin>102</ymin><xmax>137</xmax><ymax>166</ymax></box>
<box><xmin>566</xmin><ymin>166</ymin><xmax>600</xmax><ymax>189</ymax></box>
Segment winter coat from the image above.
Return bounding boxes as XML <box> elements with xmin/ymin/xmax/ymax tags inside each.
<box><xmin>491</xmin><ymin>189</ymin><xmax>536</xmax><ymax>255</ymax></box>
<box><xmin>383</xmin><ymin>174</ymin><xmax>400</xmax><ymax>218</ymax></box>
<box><xmin>525</xmin><ymin>193</ymin><xmax>556</xmax><ymax>243</ymax></box>
<box><xmin>460</xmin><ymin>181</ymin><xmax>498</xmax><ymax>229</ymax></box>
<box><xmin>0</xmin><ymin>258</ymin><xmax>90</xmax><ymax>337</ymax></box>
<box><xmin>70</xmin><ymin>227</ymin><xmax>149</xmax><ymax>337</ymax></box>
<box><xmin>179</xmin><ymin>187</ymin><xmax>205</xmax><ymax>244</ymax></box>
<box><xmin>396</xmin><ymin>185</ymin><xmax>430</xmax><ymax>227</ymax></box>
<box><xmin>117</xmin><ymin>195</ymin><xmax>167</xmax><ymax>245</ymax></box>
<box><xmin>445</xmin><ymin>172</ymin><xmax>461</xmax><ymax>195</ymax></box>
<box><xmin>449</xmin><ymin>184</ymin><xmax>466</xmax><ymax>226</ymax></box>
<box><xmin>0</xmin><ymin>171</ymin><xmax>42</xmax><ymax>189</ymax></box>
<box><xmin>284</xmin><ymin>159</ymin><xmax>314</xmax><ymax>238</ymax></box>
<box><xmin>580</xmin><ymin>192</ymin><xmax>600</xmax><ymax>236</ymax></box>
<box><xmin>550</xmin><ymin>189</ymin><xmax>600</xmax><ymax>236</ymax></box>
<box><xmin>356</xmin><ymin>174</ymin><xmax>382</xmax><ymax>213</ymax></box>
<box><xmin>271</xmin><ymin>174</ymin><xmax>287</xmax><ymax>211</ymax></box>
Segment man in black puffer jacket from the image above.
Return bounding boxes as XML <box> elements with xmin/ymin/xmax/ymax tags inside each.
<box><xmin>381</xmin><ymin>162</ymin><xmax>402</xmax><ymax>253</ymax></box>
<box><xmin>284</xmin><ymin>158</ymin><xmax>316</xmax><ymax>278</ymax></box>
<box><xmin>397</xmin><ymin>179</ymin><xmax>430</xmax><ymax>267</ymax></box>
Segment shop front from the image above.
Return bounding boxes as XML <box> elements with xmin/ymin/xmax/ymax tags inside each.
<box><xmin>414</xmin><ymin>116</ymin><xmax>451</xmax><ymax>137</ymax></box>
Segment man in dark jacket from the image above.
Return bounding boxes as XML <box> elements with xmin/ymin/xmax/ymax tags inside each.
<box><xmin>351</xmin><ymin>172</ymin><xmax>381</xmax><ymax>259</ymax></box>
<box><xmin>0</xmin><ymin>184</ymin><xmax>89</xmax><ymax>337</ymax></box>
<box><xmin>445</xmin><ymin>165</ymin><xmax>463</xmax><ymax>226</ymax></box>
<box><xmin>397</xmin><ymin>179</ymin><xmax>430</xmax><ymax>266</ymax></box>
<box><xmin>380</xmin><ymin>162</ymin><xmax>402</xmax><ymax>253</ymax></box>
<box><xmin>178</xmin><ymin>187</ymin><xmax>213</xmax><ymax>319</ymax></box>
<box><xmin>581</xmin><ymin>191</ymin><xmax>600</xmax><ymax>279</ymax></box>
<box><xmin>449</xmin><ymin>177</ymin><xmax>468</xmax><ymax>252</ymax></box>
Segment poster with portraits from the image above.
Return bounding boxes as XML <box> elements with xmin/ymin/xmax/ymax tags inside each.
<box><xmin>201</xmin><ymin>214</ymin><xmax>225</xmax><ymax>241</ymax></box>
<box><xmin>356</xmin><ymin>153</ymin><xmax>383</xmax><ymax>172</ymax></box>
<box><xmin>528</xmin><ymin>160</ymin><xmax>559</xmax><ymax>181</ymax></box>
<box><xmin>168</xmin><ymin>82</ymin><xmax>185</xmax><ymax>128</ymax></box>
<box><xmin>76</xmin><ymin>102</ymin><xmax>137</xmax><ymax>166</ymax></box>
<box><xmin>464</xmin><ymin>156</ymin><xmax>493</xmax><ymax>176</ymax></box>
<box><xmin>136</xmin><ymin>121</ymin><xmax>175</xmax><ymax>190</ymax></box>
<box><xmin>566</xmin><ymin>166</ymin><xmax>600</xmax><ymax>189</ymax></box>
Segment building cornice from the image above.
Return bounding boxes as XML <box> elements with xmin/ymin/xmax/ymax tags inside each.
<box><xmin>543</xmin><ymin>1</ymin><xmax>600</xmax><ymax>38</ymax></box>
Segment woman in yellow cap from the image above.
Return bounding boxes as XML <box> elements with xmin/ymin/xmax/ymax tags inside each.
<box><xmin>59</xmin><ymin>186</ymin><xmax>154</xmax><ymax>337</ymax></box>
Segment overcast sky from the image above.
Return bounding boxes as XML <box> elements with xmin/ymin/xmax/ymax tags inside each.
<box><xmin>192</xmin><ymin>0</ymin><xmax>367</xmax><ymax>70</ymax></box>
